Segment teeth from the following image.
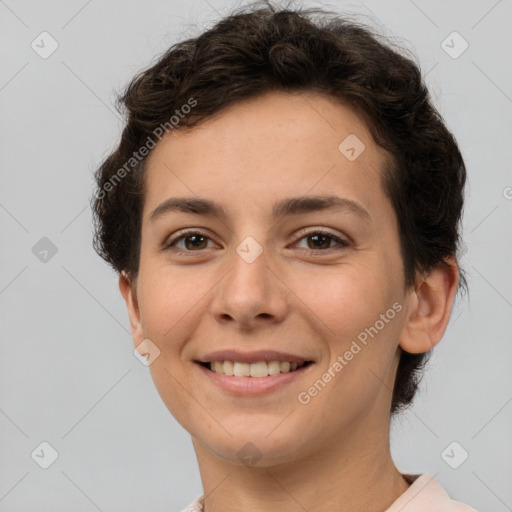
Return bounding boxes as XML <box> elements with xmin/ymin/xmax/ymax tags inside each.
<box><xmin>208</xmin><ymin>360</ymin><xmax>306</xmax><ymax>377</ymax></box>
<box><xmin>268</xmin><ymin>361</ymin><xmax>281</xmax><ymax>375</ymax></box>
<box><xmin>233</xmin><ymin>362</ymin><xmax>250</xmax><ymax>377</ymax></box>
<box><xmin>223</xmin><ymin>360</ymin><xmax>234</xmax><ymax>376</ymax></box>
<box><xmin>249</xmin><ymin>361</ymin><xmax>268</xmax><ymax>378</ymax></box>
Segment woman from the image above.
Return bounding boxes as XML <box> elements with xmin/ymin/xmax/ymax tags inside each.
<box><xmin>91</xmin><ymin>2</ymin><xmax>476</xmax><ymax>510</ymax></box>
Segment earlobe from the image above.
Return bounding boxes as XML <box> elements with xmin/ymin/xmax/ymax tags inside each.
<box><xmin>399</xmin><ymin>257</ymin><xmax>459</xmax><ymax>354</ymax></box>
<box><xmin>118</xmin><ymin>271</ymin><xmax>144</xmax><ymax>347</ymax></box>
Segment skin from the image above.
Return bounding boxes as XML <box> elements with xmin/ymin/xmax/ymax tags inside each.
<box><xmin>119</xmin><ymin>90</ymin><xmax>459</xmax><ymax>512</ymax></box>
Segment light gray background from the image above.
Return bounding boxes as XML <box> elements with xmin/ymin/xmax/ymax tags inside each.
<box><xmin>1</xmin><ymin>0</ymin><xmax>511</xmax><ymax>511</ymax></box>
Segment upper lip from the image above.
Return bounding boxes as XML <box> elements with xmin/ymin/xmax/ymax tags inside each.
<box><xmin>196</xmin><ymin>350</ymin><xmax>314</xmax><ymax>365</ymax></box>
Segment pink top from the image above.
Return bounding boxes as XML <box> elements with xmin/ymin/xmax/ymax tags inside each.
<box><xmin>179</xmin><ymin>474</ymin><xmax>477</xmax><ymax>511</ymax></box>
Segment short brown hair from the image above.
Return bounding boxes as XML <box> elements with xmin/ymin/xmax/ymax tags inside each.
<box><xmin>91</xmin><ymin>1</ymin><xmax>467</xmax><ymax>414</ymax></box>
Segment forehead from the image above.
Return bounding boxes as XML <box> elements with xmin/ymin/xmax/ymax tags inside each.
<box><xmin>142</xmin><ymin>90</ymin><xmax>391</xmax><ymax>220</ymax></box>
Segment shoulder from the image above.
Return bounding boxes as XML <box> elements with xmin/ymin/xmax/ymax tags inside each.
<box><xmin>386</xmin><ymin>474</ymin><xmax>478</xmax><ymax>512</ymax></box>
<box><xmin>176</xmin><ymin>476</ymin><xmax>479</xmax><ymax>512</ymax></box>
<box><xmin>177</xmin><ymin>495</ymin><xmax>204</xmax><ymax>512</ymax></box>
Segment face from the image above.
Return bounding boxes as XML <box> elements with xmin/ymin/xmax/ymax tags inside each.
<box><xmin>121</xmin><ymin>90</ymin><xmax>417</xmax><ymax>467</ymax></box>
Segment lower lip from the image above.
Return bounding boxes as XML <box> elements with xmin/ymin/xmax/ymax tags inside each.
<box><xmin>196</xmin><ymin>363</ymin><xmax>314</xmax><ymax>395</ymax></box>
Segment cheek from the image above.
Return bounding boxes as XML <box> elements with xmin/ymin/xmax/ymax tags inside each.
<box><xmin>289</xmin><ymin>259</ymin><xmax>398</xmax><ymax>340</ymax></box>
<box><xmin>288</xmin><ymin>255</ymin><xmax>405</xmax><ymax>395</ymax></box>
<box><xmin>135</xmin><ymin>266</ymin><xmax>211</xmax><ymax>433</ymax></box>
<box><xmin>290</xmin><ymin>267</ymin><xmax>404</xmax><ymax>425</ymax></box>
<box><xmin>136</xmin><ymin>261</ymin><xmax>209</xmax><ymax>356</ymax></box>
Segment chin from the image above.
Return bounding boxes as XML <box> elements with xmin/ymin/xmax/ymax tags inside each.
<box><xmin>201</xmin><ymin>437</ymin><xmax>306</xmax><ymax>468</ymax></box>
<box><xmin>191</xmin><ymin>417</ymin><xmax>316</xmax><ymax>468</ymax></box>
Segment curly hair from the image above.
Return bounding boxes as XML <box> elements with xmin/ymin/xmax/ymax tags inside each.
<box><xmin>91</xmin><ymin>1</ymin><xmax>467</xmax><ymax>415</ymax></box>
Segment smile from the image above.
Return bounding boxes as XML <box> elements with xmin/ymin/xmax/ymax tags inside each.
<box><xmin>202</xmin><ymin>360</ymin><xmax>312</xmax><ymax>377</ymax></box>
<box><xmin>196</xmin><ymin>360</ymin><xmax>315</xmax><ymax>395</ymax></box>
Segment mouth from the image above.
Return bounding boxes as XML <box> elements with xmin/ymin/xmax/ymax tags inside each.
<box><xmin>198</xmin><ymin>360</ymin><xmax>314</xmax><ymax>378</ymax></box>
<box><xmin>195</xmin><ymin>358</ymin><xmax>315</xmax><ymax>395</ymax></box>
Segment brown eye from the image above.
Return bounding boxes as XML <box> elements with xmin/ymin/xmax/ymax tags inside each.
<box><xmin>182</xmin><ymin>234</ymin><xmax>208</xmax><ymax>250</ymax></box>
<box><xmin>306</xmin><ymin>233</ymin><xmax>333</xmax><ymax>250</ymax></box>
<box><xmin>165</xmin><ymin>231</ymin><xmax>215</xmax><ymax>252</ymax></box>
<box><xmin>294</xmin><ymin>229</ymin><xmax>350</xmax><ymax>252</ymax></box>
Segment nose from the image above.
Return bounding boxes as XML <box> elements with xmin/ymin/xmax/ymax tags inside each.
<box><xmin>210</xmin><ymin>244</ymin><xmax>289</xmax><ymax>331</ymax></box>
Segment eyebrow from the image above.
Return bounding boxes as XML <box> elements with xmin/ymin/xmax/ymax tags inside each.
<box><xmin>149</xmin><ymin>195</ymin><xmax>371</xmax><ymax>224</ymax></box>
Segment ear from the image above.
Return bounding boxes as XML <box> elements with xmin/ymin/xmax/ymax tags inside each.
<box><xmin>119</xmin><ymin>271</ymin><xmax>144</xmax><ymax>348</ymax></box>
<box><xmin>399</xmin><ymin>257</ymin><xmax>459</xmax><ymax>354</ymax></box>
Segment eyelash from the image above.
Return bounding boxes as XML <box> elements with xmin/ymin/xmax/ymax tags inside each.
<box><xmin>164</xmin><ymin>228</ymin><xmax>351</xmax><ymax>255</ymax></box>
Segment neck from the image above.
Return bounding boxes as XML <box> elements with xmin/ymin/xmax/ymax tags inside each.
<box><xmin>192</xmin><ymin>414</ymin><xmax>409</xmax><ymax>512</ymax></box>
